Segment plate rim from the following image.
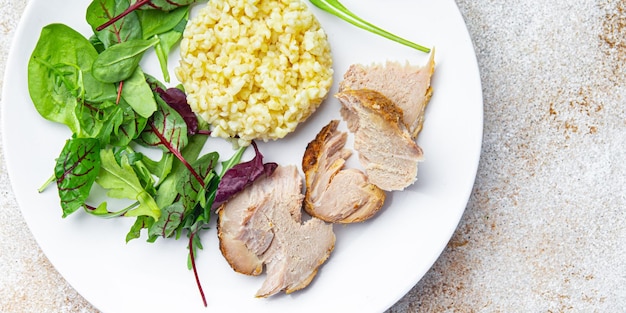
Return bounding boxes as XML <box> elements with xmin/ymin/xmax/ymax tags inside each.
<box><xmin>1</xmin><ymin>0</ymin><xmax>483</xmax><ymax>312</ymax></box>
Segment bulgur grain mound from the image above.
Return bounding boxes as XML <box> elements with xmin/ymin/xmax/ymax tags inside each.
<box><xmin>176</xmin><ymin>0</ymin><xmax>333</xmax><ymax>146</ymax></box>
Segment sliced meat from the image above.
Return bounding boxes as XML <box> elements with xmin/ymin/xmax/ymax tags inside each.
<box><xmin>339</xmin><ymin>51</ymin><xmax>435</xmax><ymax>138</ymax></box>
<box><xmin>336</xmin><ymin>89</ymin><xmax>424</xmax><ymax>191</ymax></box>
<box><xmin>217</xmin><ymin>165</ymin><xmax>335</xmax><ymax>297</ymax></box>
<box><xmin>302</xmin><ymin>120</ymin><xmax>386</xmax><ymax>223</ymax></box>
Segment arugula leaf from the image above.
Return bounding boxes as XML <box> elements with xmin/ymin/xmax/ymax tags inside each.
<box><xmin>84</xmin><ymin>201</ymin><xmax>140</xmax><ymax>218</ymax></box>
<box><xmin>126</xmin><ymin>215</ymin><xmax>155</xmax><ymax>242</ymax></box>
<box><xmin>54</xmin><ymin>138</ymin><xmax>101</xmax><ymax>217</ymax></box>
<box><xmin>218</xmin><ymin>146</ymin><xmax>247</xmax><ymax>177</ymax></box>
<box><xmin>141</xmin><ymin>152</ymin><xmax>174</xmax><ymax>187</ymax></box>
<box><xmin>96</xmin><ymin>148</ymin><xmax>161</xmax><ymax>220</ymax></box>
<box><xmin>119</xmin><ymin>148</ymin><xmax>158</xmax><ymax>195</ymax></box>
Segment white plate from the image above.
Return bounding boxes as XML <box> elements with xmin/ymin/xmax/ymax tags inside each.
<box><xmin>2</xmin><ymin>0</ymin><xmax>482</xmax><ymax>312</ymax></box>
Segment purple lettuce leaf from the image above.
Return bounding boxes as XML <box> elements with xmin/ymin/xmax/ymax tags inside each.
<box><xmin>157</xmin><ymin>87</ymin><xmax>198</xmax><ymax>135</ymax></box>
<box><xmin>212</xmin><ymin>142</ymin><xmax>277</xmax><ymax>210</ymax></box>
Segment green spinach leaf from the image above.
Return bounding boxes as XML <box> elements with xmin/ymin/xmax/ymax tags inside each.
<box><xmin>92</xmin><ymin>37</ymin><xmax>159</xmax><ymax>83</ymax></box>
<box><xmin>138</xmin><ymin>5</ymin><xmax>188</xmax><ymax>39</ymax></box>
<box><xmin>120</xmin><ymin>67</ymin><xmax>158</xmax><ymax>118</ymax></box>
<box><xmin>28</xmin><ymin>24</ymin><xmax>114</xmax><ymax>135</ymax></box>
<box><xmin>126</xmin><ymin>215</ymin><xmax>155</xmax><ymax>242</ymax></box>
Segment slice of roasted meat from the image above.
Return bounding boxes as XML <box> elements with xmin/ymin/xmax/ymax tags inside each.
<box><xmin>339</xmin><ymin>51</ymin><xmax>435</xmax><ymax>138</ymax></box>
<box><xmin>217</xmin><ymin>165</ymin><xmax>335</xmax><ymax>297</ymax></box>
<box><xmin>336</xmin><ymin>89</ymin><xmax>424</xmax><ymax>191</ymax></box>
<box><xmin>302</xmin><ymin>120</ymin><xmax>386</xmax><ymax>223</ymax></box>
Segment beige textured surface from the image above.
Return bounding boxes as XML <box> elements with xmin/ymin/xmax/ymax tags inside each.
<box><xmin>1</xmin><ymin>0</ymin><xmax>625</xmax><ymax>312</ymax></box>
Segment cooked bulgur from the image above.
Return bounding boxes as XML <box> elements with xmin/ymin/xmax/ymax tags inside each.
<box><xmin>175</xmin><ymin>0</ymin><xmax>333</xmax><ymax>146</ymax></box>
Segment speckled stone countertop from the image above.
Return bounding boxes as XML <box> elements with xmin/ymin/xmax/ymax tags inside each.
<box><xmin>1</xmin><ymin>0</ymin><xmax>625</xmax><ymax>312</ymax></box>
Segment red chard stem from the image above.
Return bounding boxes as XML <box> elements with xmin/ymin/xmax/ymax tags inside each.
<box><xmin>189</xmin><ymin>232</ymin><xmax>207</xmax><ymax>307</ymax></box>
<box><xmin>96</xmin><ymin>0</ymin><xmax>150</xmax><ymax>31</ymax></box>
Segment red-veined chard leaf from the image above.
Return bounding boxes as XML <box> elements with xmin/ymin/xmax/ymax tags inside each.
<box><xmin>148</xmin><ymin>149</ymin><xmax>217</xmax><ymax>239</ymax></box>
<box><xmin>145</xmin><ymin>75</ymin><xmax>197</xmax><ymax>134</ymax></box>
<box><xmin>54</xmin><ymin>138</ymin><xmax>101</xmax><ymax>217</ymax></box>
<box><xmin>148</xmin><ymin>202</ymin><xmax>184</xmax><ymax>238</ymax></box>
<box><xmin>155</xmin><ymin>134</ymin><xmax>207</xmax><ymax>208</ymax></box>
<box><xmin>177</xmin><ymin>152</ymin><xmax>218</xmax><ymax>214</ymax></box>
<box><xmin>183</xmin><ymin>170</ymin><xmax>220</xmax><ymax>309</ymax></box>
<box><xmin>97</xmin><ymin>0</ymin><xmax>201</xmax><ymax>31</ymax></box>
<box><xmin>79</xmin><ymin>99</ymin><xmax>121</xmax><ymax>142</ymax></box>
<box><xmin>86</xmin><ymin>0</ymin><xmax>142</xmax><ymax>49</ymax></box>
<box><xmin>155</xmin><ymin>86</ymin><xmax>198</xmax><ymax>134</ymax></box>
<box><xmin>138</xmin><ymin>94</ymin><xmax>187</xmax><ymax>152</ymax></box>
<box><xmin>137</xmin><ymin>0</ymin><xmax>200</xmax><ymax>10</ymax></box>
<box><xmin>138</xmin><ymin>94</ymin><xmax>206</xmax><ymax>185</ymax></box>
<box><xmin>212</xmin><ymin>142</ymin><xmax>278</xmax><ymax>210</ymax></box>
<box><xmin>149</xmin><ymin>152</ymin><xmax>219</xmax><ymax>240</ymax></box>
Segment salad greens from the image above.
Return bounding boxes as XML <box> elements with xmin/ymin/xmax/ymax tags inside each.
<box><xmin>95</xmin><ymin>0</ymin><xmax>198</xmax><ymax>32</ymax></box>
<box><xmin>91</xmin><ymin>37</ymin><xmax>160</xmax><ymax>83</ymax></box>
<box><xmin>27</xmin><ymin>0</ymin><xmax>277</xmax><ymax>307</ymax></box>
<box><xmin>28</xmin><ymin>23</ymin><xmax>117</xmax><ymax>136</ymax></box>
<box><xmin>86</xmin><ymin>0</ymin><xmax>143</xmax><ymax>48</ymax></box>
<box><xmin>54</xmin><ymin>138</ymin><xmax>101</xmax><ymax>217</ymax></box>
<box><xmin>26</xmin><ymin>0</ymin><xmax>429</xmax><ymax>306</ymax></box>
<box><xmin>309</xmin><ymin>0</ymin><xmax>431</xmax><ymax>53</ymax></box>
